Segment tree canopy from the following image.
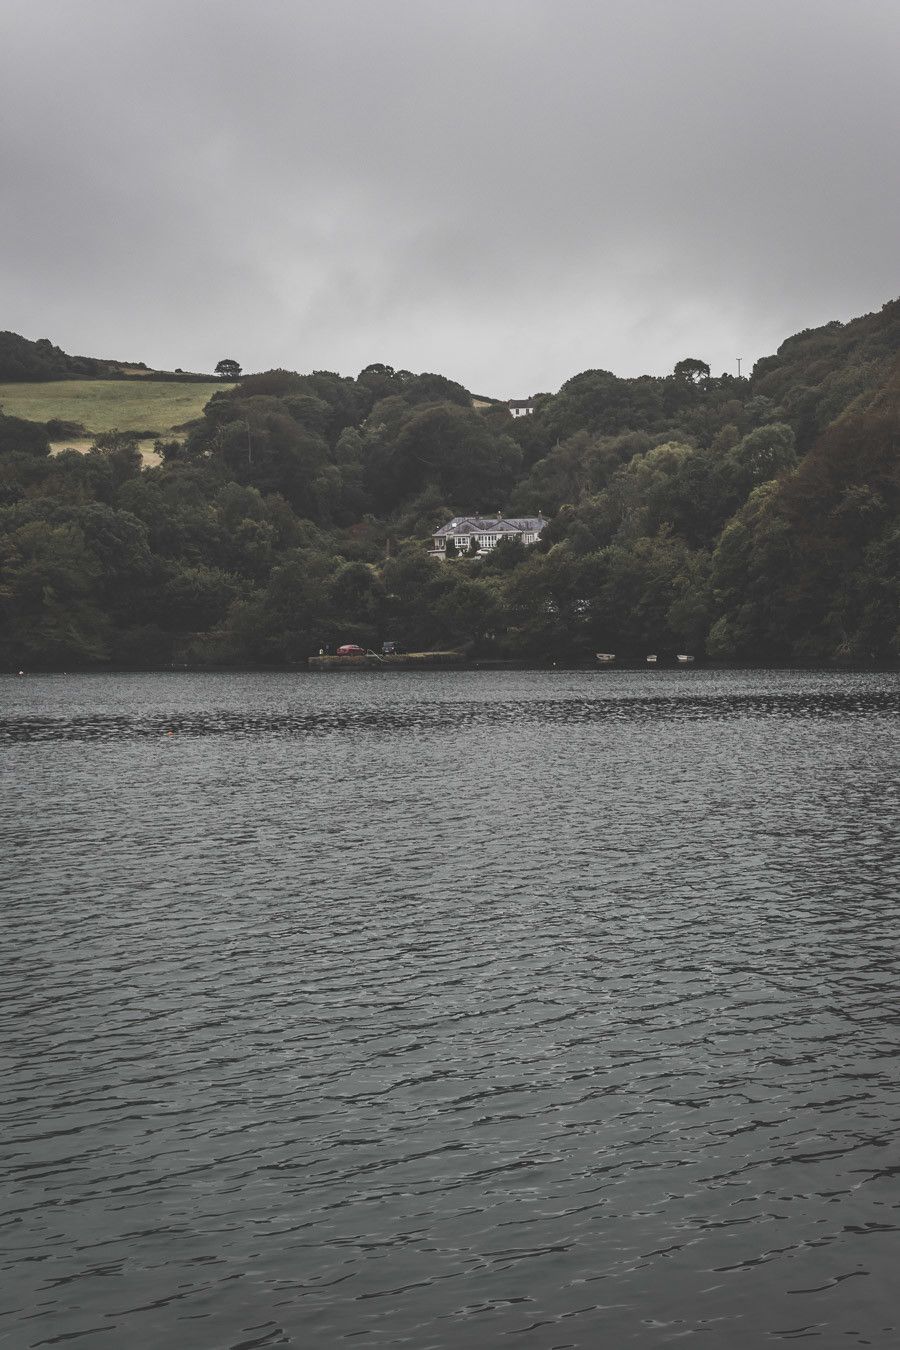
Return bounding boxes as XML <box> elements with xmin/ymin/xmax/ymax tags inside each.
<box><xmin>1</xmin><ymin>298</ymin><xmax>899</xmax><ymax>669</ymax></box>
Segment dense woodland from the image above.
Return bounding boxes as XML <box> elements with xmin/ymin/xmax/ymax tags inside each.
<box><xmin>1</xmin><ymin>301</ymin><xmax>899</xmax><ymax>669</ymax></box>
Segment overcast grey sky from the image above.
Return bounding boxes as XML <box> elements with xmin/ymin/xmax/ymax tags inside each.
<box><xmin>1</xmin><ymin>0</ymin><xmax>898</xmax><ymax>395</ymax></box>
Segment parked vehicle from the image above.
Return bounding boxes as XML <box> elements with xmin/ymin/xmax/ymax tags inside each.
<box><xmin>336</xmin><ymin>643</ymin><xmax>366</xmax><ymax>656</ymax></box>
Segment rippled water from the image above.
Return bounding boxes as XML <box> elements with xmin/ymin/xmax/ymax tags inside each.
<box><xmin>2</xmin><ymin>669</ymin><xmax>899</xmax><ymax>1349</ymax></box>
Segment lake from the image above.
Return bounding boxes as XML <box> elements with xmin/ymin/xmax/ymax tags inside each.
<box><xmin>2</xmin><ymin>669</ymin><xmax>899</xmax><ymax>1348</ymax></box>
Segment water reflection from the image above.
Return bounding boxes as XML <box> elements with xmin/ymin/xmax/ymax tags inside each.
<box><xmin>2</xmin><ymin>686</ymin><xmax>899</xmax><ymax>743</ymax></box>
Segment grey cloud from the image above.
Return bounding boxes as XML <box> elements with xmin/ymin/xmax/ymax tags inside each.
<box><xmin>1</xmin><ymin>0</ymin><xmax>898</xmax><ymax>393</ymax></box>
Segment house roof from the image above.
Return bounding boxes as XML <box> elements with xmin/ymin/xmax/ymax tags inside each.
<box><xmin>507</xmin><ymin>398</ymin><xmax>535</xmax><ymax>409</ymax></box>
<box><xmin>433</xmin><ymin>515</ymin><xmax>547</xmax><ymax>537</ymax></box>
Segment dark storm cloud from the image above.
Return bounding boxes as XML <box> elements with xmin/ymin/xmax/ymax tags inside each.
<box><xmin>2</xmin><ymin>0</ymin><xmax>898</xmax><ymax>394</ymax></box>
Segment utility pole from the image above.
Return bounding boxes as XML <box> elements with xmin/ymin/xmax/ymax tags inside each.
<box><xmin>246</xmin><ymin>420</ymin><xmax>253</xmax><ymax>464</ymax></box>
<box><xmin>736</xmin><ymin>358</ymin><xmax>742</xmax><ymax>378</ymax></box>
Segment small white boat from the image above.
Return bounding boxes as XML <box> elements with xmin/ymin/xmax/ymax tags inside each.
<box><xmin>676</xmin><ymin>654</ymin><xmax>695</xmax><ymax>664</ymax></box>
<box><xmin>646</xmin><ymin>654</ymin><xmax>658</xmax><ymax>664</ymax></box>
<box><xmin>595</xmin><ymin>652</ymin><xmax>616</xmax><ymax>665</ymax></box>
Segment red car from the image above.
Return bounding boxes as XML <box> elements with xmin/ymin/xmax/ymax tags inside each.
<box><xmin>336</xmin><ymin>643</ymin><xmax>366</xmax><ymax>656</ymax></box>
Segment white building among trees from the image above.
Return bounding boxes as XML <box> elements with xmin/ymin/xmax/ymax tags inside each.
<box><xmin>431</xmin><ymin>514</ymin><xmax>548</xmax><ymax>558</ymax></box>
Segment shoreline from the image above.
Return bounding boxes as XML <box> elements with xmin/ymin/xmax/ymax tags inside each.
<box><xmin>5</xmin><ymin>660</ymin><xmax>900</xmax><ymax>677</ymax></box>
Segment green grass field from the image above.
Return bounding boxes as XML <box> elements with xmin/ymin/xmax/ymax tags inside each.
<box><xmin>0</xmin><ymin>380</ymin><xmax>232</xmax><ymax>456</ymax></box>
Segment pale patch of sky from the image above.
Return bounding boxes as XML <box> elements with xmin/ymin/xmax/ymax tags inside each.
<box><xmin>1</xmin><ymin>0</ymin><xmax>898</xmax><ymax>395</ymax></box>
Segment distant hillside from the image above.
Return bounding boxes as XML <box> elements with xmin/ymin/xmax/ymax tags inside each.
<box><xmin>0</xmin><ymin>303</ymin><xmax>898</xmax><ymax>670</ymax></box>
<box><xmin>749</xmin><ymin>298</ymin><xmax>900</xmax><ymax>452</ymax></box>
<box><xmin>0</xmin><ymin>330</ymin><xmax>211</xmax><ymax>383</ymax></box>
<box><xmin>0</xmin><ymin>378</ymin><xmax>233</xmax><ymax>464</ymax></box>
<box><xmin>0</xmin><ymin>330</ymin><xmax>119</xmax><ymax>380</ymax></box>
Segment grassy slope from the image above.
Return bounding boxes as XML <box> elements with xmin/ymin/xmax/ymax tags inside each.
<box><xmin>0</xmin><ymin>379</ymin><xmax>232</xmax><ymax>445</ymax></box>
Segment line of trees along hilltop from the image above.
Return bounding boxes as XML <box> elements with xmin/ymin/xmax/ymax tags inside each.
<box><xmin>1</xmin><ymin>301</ymin><xmax>899</xmax><ymax>669</ymax></box>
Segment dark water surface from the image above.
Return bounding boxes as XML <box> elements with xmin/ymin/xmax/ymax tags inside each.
<box><xmin>2</xmin><ymin>669</ymin><xmax>899</xmax><ymax>1349</ymax></box>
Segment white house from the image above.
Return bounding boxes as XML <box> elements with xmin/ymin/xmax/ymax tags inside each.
<box><xmin>507</xmin><ymin>398</ymin><xmax>535</xmax><ymax>417</ymax></box>
<box><xmin>431</xmin><ymin>514</ymin><xmax>548</xmax><ymax>558</ymax></box>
